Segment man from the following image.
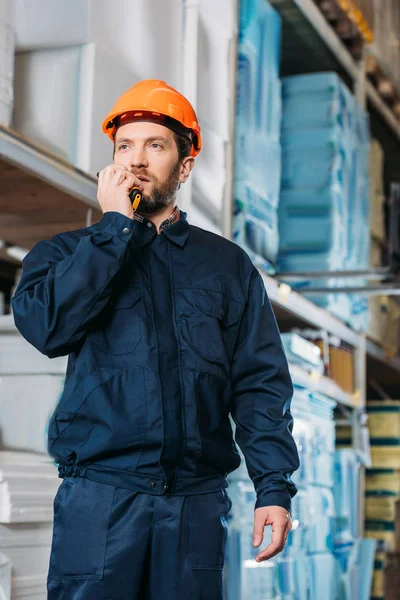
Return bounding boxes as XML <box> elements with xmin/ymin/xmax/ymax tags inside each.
<box><xmin>11</xmin><ymin>79</ymin><xmax>299</xmax><ymax>600</ymax></box>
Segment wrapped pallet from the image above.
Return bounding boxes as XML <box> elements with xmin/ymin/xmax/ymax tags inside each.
<box><xmin>368</xmin><ymin>401</ymin><xmax>400</xmax><ymax>468</ymax></box>
<box><xmin>366</xmin><ymin>470</ymin><xmax>400</xmax><ymax>497</ymax></box>
<box><xmin>367</xmin><ymin>401</ymin><xmax>400</xmax><ymax>439</ymax></box>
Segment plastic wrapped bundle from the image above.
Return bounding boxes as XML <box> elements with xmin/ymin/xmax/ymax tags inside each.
<box><xmin>234</xmin><ymin>0</ymin><xmax>283</xmax><ymax>268</ymax></box>
<box><xmin>0</xmin><ymin>551</ymin><xmax>11</xmax><ymax>600</ymax></box>
<box><xmin>278</xmin><ymin>72</ymin><xmax>371</xmax><ymax>329</ymax></box>
<box><xmin>308</xmin><ymin>393</ymin><xmax>336</xmax><ymax>488</ymax></box>
<box><xmin>333</xmin><ymin>450</ymin><xmax>361</xmax><ymax>545</ymax></box>
<box><xmin>309</xmin><ymin>553</ymin><xmax>337</xmax><ymax>600</ymax></box>
<box><xmin>365</xmin><ymin>496</ymin><xmax>398</xmax><ymax>521</ymax></box>
<box><xmin>367</xmin><ymin>401</ymin><xmax>400</xmax><ymax>439</ymax></box>
<box><xmin>367</xmin><ymin>401</ymin><xmax>400</xmax><ymax>469</ymax></box>
<box><xmin>366</xmin><ymin>470</ymin><xmax>400</xmax><ymax>497</ymax></box>
<box><xmin>281</xmin><ymin>333</ymin><xmax>324</xmax><ymax>375</ymax></box>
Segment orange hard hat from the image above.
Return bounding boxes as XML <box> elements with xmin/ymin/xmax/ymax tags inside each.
<box><xmin>102</xmin><ymin>79</ymin><xmax>202</xmax><ymax>157</ymax></box>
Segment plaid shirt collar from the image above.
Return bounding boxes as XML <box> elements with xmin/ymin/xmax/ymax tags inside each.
<box><xmin>132</xmin><ymin>205</ymin><xmax>181</xmax><ymax>233</ymax></box>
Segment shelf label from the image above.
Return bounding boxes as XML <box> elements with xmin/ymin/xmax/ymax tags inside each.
<box><xmin>278</xmin><ymin>283</ymin><xmax>291</xmax><ymax>305</ymax></box>
<box><xmin>351</xmin><ymin>389</ymin><xmax>361</xmax><ymax>406</ymax></box>
<box><xmin>310</xmin><ymin>370</ymin><xmax>321</xmax><ymax>383</ymax></box>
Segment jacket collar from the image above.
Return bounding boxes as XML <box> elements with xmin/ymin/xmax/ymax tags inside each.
<box><xmin>161</xmin><ymin>210</ymin><xmax>190</xmax><ymax>247</ymax></box>
<box><xmin>132</xmin><ymin>209</ymin><xmax>190</xmax><ymax>248</ymax></box>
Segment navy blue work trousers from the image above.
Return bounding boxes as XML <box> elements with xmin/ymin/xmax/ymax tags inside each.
<box><xmin>47</xmin><ymin>476</ymin><xmax>232</xmax><ymax>599</ymax></box>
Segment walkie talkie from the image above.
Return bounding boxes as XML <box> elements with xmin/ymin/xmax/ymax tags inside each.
<box><xmin>96</xmin><ymin>172</ymin><xmax>143</xmax><ymax>213</ymax></box>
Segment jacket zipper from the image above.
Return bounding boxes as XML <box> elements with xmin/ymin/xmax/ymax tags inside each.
<box><xmin>144</xmin><ymin>246</ymin><xmax>169</xmax><ymax>495</ymax></box>
<box><xmin>168</xmin><ymin>242</ymin><xmax>186</xmax><ymax>495</ymax></box>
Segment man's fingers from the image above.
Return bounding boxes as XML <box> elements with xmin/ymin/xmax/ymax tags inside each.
<box><xmin>100</xmin><ymin>164</ymin><xmax>128</xmax><ymax>182</ymax></box>
<box><xmin>252</xmin><ymin>510</ymin><xmax>266</xmax><ymax>547</ymax></box>
<box><xmin>255</xmin><ymin>519</ymin><xmax>287</xmax><ymax>562</ymax></box>
<box><xmin>283</xmin><ymin>518</ymin><xmax>291</xmax><ymax>547</ymax></box>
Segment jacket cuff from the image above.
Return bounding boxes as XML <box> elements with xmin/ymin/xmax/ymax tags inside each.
<box><xmin>254</xmin><ymin>490</ymin><xmax>293</xmax><ymax>514</ymax></box>
<box><xmin>95</xmin><ymin>211</ymin><xmax>136</xmax><ymax>244</ymax></box>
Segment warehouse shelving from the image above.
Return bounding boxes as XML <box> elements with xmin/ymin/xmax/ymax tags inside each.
<box><xmin>267</xmin><ymin>0</ymin><xmax>400</xmax><ymax>370</ymax></box>
<box><xmin>0</xmin><ymin>125</ymin><xmax>102</xmax><ymax>257</ymax></box>
<box><xmin>269</xmin><ymin>0</ymin><xmax>360</xmax><ymax>81</ymax></box>
<box><xmin>289</xmin><ymin>362</ymin><xmax>360</xmax><ymax>408</ymax></box>
<box><xmin>260</xmin><ymin>271</ymin><xmax>361</xmax><ymax>347</ymax></box>
<box><xmin>366</xmin><ymin>80</ymin><xmax>400</xmax><ymax>145</ymax></box>
<box><xmin>367</xmin><ymin>338</ymin><xmax>400</xmax><ymax>371</ymax></box>
<box><xmin>0</xmin><ymin>125</ymin><xmax>98</xmax><ymax>207</ymax></box>
<box><xmin>270</xmin><ymin>0</ymin><xmax>400</xmax><ymax>136</ymax></box>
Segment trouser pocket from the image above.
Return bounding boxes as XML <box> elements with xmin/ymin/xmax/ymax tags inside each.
<box><xmin>47</xmin><ymin>477</ymin><xmax>115</xmax><ymax>580</ymax></box>
<box><xmin>188</xmin><ymin>490</ymin><xmax>229</xmax><ymax>570</ymax></box>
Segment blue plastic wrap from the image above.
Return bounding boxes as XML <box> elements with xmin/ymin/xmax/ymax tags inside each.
<box><xmin>278</xmin><ymin>72</ymin><xmax>371</xmax><ymax>330</ymax></box>
<box><xmin>234</xmin><ymin>0</ymin><xmax>282</xmax><ymax>268</ymax></box>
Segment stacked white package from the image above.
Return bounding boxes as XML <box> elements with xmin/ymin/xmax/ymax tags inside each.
<box><xmin>0</xmin><ymin>521</ymin><xmax>53</xmax><ymax>600</ymax></box>
<box><xmin>0</xmin><ymin>551</ymin><xmax>11</xmax><ymax>600</ymax></box>
<box><xmin>0</xmin><ymin>452</ymin><xmax>59</xmax><ymax>599</ymax></box>
<box><xmin>0</xmin><ymin>451</ymin><xmax>59</xmax><ymax>523</ymax></box>
<box><xmin>0</xmin><ymin>375</ymin><xmax>65</xmax><ymax>455</ymax></box>
<box><xmin>0</xmin><ymin>315</ymin><xmax>67</xmax><ymax>455</ymax></box>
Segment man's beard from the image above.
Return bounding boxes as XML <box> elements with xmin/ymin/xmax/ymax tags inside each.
<box><xmin>138</xmin><ymin>161</ymin><xmax>180</xmax><ymax>216</ymax></box>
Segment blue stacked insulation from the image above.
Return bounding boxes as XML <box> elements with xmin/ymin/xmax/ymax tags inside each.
<box><xmin>278</xmin><ymin>73</ymin><xmax>370</xmax><ymax>329</ymax></box>
<box><xmin>233</xmin><ymin>0</ymin><xmax>282</xmax><ymax>273</ymax></box>
<box><xmin>290</xmin><ymin>389</ymin><xmax>338</xmax><ymax>600</ymax></box>
<box><xmin>225</xmin><ymin>386</ymin><xmax>338</xmax><ymax>600</ymax></box>
<box><xmin>333</xmin><ymin>451</ymin><xmax>376</xmax><ymax>599</ymax></box>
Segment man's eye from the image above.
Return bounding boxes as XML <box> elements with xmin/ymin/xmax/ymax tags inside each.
<box><xmin>119</xmin><ymin>144</ymin><xmax>128</xmax><ymax>150</ymax></box>
<box><xmin>151</xmin><ymin>143</ymin><xmax>162</xmax><ymax>149</ymax></box>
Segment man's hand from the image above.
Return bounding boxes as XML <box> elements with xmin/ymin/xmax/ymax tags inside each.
<box><xmin>97</xmin><ymin>164</ymin><xmax>144</xmax><ymax>220</ymax></box>
<box><xmin>252</xmin><ymin>505</ymin><xmax>292</xmax><ymax>562</ymax></box>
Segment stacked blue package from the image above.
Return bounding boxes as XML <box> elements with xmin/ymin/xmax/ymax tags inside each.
<box><xmin>225</xmin><ymin>382</ymin><xmax>376</xmax><ymax>599</ymax></box>
<box><xmin>333</xmin><ymin>451</ymin><xmax>377</xmax><ymax>599</ymax></box>
<box><xmin>277</xmin><ymin>72</ymin><xmax>371</xmax><ymax>329</ymax></box>
<box><xmin>233</xmin><ymin>0</ymin><xmax>283</xmax><ymax>270</ymax></box>
<box><xmin>225</xmin><ymin>385</ymin><xmax>338</xmax><ymax>599</ymax></box>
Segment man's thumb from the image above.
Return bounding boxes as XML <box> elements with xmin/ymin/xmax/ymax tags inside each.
<box><xmin>252</xmin><ymin>510</ymin><xmax>265</xmax><ymax>547</ymax></box>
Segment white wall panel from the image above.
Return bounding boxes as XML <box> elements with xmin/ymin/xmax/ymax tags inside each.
<box><xmin>76</xmin><ymin>43</ymin><xmax>137</xmax><ymax>175</ymax></box>
<box><xmin>90</xmin><ymin>0</ymin><xmax>183</xmax><ymax>88</ymax></box>
<box><xmin>13</xmin><ymin>0</ymin><xmax>91</xmax><ymax>50</ymax></box>
<box><xmin>13</xmin><ymin>47</ymin><xmax>81</xmax><ymax>160</ymax></box>
<box><xmin>0</xmin><ymin>0</ymin><xmax>14</xmax><ymax>126</ymax></box>
<box><xmin>192</xmin><ymin>0</ymin><xmax>236</xmax><ymax>227</ymax></box>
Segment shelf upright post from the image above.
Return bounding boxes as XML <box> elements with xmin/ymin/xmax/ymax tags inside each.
<box><xmin>181</xmin><ymin>0</ymin><xmax>200</xmax><ymax>216</ymax></box>
<box><xmin>222</xmin><ymin>0</ymin><xmax>239</xmax><ymax>241</ymax></box>
<box><xmin>353</xmin><ymin>332</ymin><xmax>367</xmax><ymax>537</ymax></box>
<box><xmin>355</xmin><ymin>52</ymin><xmax>367</xmax><ymax>110</ymax></box>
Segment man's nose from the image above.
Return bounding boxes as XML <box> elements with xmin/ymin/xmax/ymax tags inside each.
<box><xmin>130</xmin><ymin>146</ymin><xmax>149</xmax><ymax>168</ymax></box>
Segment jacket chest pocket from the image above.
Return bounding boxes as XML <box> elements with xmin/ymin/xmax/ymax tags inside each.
<box><xmin>92</xmin><ymin>286</ymin><xmax>142</xmax><ymax>355</ymax></box>
<box><xmin>194</xmin><ymin>289</ymin><xmax>243</xmax><ymax>365</ymax></box>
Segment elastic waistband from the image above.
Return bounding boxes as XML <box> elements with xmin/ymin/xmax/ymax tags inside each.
<box><xmin>57</xmin><ymin>463</ymin><xmax>228</xmax><ymax>496</ymax></box>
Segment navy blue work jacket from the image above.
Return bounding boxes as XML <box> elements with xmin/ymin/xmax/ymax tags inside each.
<box><xmin>11</xmin><ymin>209</ymin><xmax>299</xmax><ymax>511</ymax></box>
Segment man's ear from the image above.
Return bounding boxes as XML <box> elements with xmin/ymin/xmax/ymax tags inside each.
<box><xmin>179</xmin><ymin>157</ymin><xmax>195</xmax><ymax>183</ymax></box>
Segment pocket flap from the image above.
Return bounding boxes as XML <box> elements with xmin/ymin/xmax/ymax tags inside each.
<box><xmin>194</xmin><ymin>289</ymin><xmax>242</xmax><ymax>326</ymax></box>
